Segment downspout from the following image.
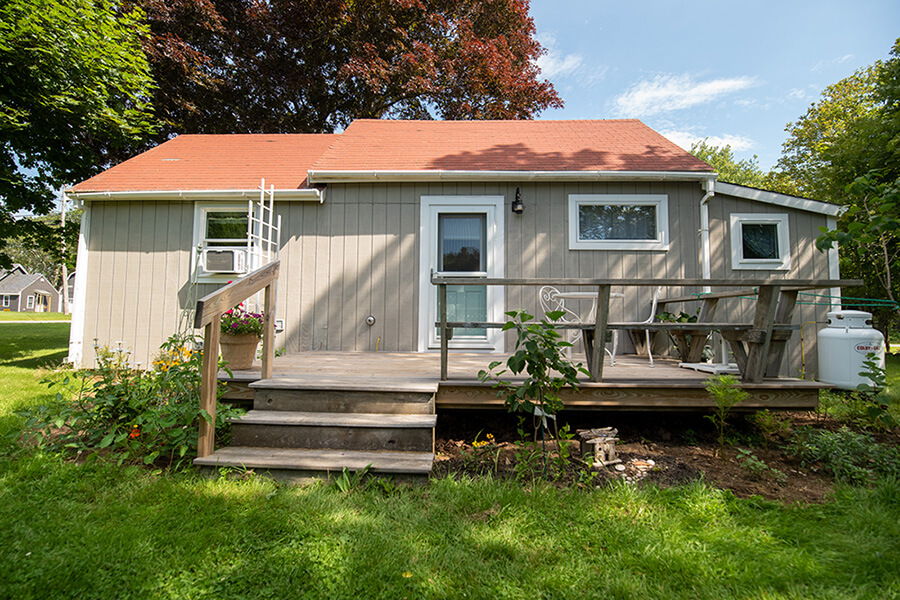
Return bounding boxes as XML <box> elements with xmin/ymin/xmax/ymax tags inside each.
<box><xmin>66</xmin><ymin>192</ymin><xmax>90</xmax><ymax>366</ymax></box>
<box><xmin>699</xmin><ymin>176</ymin><xmax>722</xmax><ymax>361</ymax></box>
<box><xmin>699</xmin><ymin>176</ymin><xmax>715</xmax><ymax>289</ymax></box>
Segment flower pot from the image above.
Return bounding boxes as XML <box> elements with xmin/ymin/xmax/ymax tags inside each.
<box><xmin>219</xmin><ymin>333</ymin><xmax>260</xmax><ymax>370</ymax></box>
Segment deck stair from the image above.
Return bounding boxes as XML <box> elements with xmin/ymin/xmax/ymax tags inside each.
<box><xmin>194</xmin><ymin>375</ymin><xmax>438</xmax><ymax>478</ymax></box>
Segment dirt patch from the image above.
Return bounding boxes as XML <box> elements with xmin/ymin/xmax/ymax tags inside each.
<box><xmin>434</xmin><ymin>410</ymin><xmax>850</xmax><ymax>503</ymax></box>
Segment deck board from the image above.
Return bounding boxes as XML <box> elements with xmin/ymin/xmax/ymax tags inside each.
<box><xmin>220</xmin><ymin>351</ymin><xmax>826</xmax><ymax>410</ymax></box>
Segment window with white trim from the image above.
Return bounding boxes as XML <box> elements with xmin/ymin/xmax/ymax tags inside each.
<box><xmin>26</xmin><ymin>295</ymin><xmax>34</xmax><ymax>309</ymax></box>
<box><xmin>730</xmin><ymin>213</ymin><xmax>791</xmax><ymax>270</ymax></box>
<box><xmin>1</xmin><ymin>295</ymin><xmax>8</xmax><ymax>308</ymax></box>
<box><xmin>569</xmin><ymin>195</ymin><xmax>669</xmax><ymax>250</ymax></box>
<box><xmin>192</xmin><ymin>202</ymin><xmax>251</xmax><ymax>281</ymax></box>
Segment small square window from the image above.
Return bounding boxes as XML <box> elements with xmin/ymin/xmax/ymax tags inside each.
<box><xmin>730</xmin><ymin>214</ymin><xmax>790</xmax><ymax>270</ymax></box>
<box><xmin>569</xmin><ymin>195</ymin><xmax>669</xmax><ymax>250</ymax></box>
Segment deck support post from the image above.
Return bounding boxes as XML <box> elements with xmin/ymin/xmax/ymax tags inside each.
<box><xmin>439</xmin><ymin>283</ymin><xmax>448</xmax><ymax>381</ymax></box>
<box><xmin>198</xmin><ymin>314</ymin><xmax>221</xmax><ymax>458</ymax></box>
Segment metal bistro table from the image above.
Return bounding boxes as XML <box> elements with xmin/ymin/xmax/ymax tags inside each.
<box><xmin>553</xmin><ymin>290</ymin><xmax>624</xmax><ymax>363</ymax></box>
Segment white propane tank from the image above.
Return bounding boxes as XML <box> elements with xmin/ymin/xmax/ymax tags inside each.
<box><xmin>817</xmin><ymin>310</ymin><xmax>885</xmax><ymax>390</ymax></box>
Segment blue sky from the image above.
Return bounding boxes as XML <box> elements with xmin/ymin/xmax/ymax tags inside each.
<box><xmin>530</xmin><ymin>1</ymin><xmax>899</xmax><ymax>170</ymax></box>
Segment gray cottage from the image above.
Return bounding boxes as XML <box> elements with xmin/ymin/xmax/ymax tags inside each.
<box><xmin>0</xmin><ymin>266</ymin><xmax>60</xmax><ymax>313</ymax></box>
<box><xmin>65</xmin><ymin>119</ymin><xmax>841</xmax><ymax>378</ymax></box>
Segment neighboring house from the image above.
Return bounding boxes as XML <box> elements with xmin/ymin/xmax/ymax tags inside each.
<box><xmin>65</xmin><ymin>119</ymin><xmax>842</xmax><ymax>376</ymax></box>
<box><xmin>0</xmin><ymin>266</ymin><xmax>61</xmax><ymax>313</ymax></box>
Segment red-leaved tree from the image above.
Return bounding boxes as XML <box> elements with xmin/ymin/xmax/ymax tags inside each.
<box><xmin>130</xmin><ymin>0</ymin><xmax>562</xmax><ymax>139</ymax></box>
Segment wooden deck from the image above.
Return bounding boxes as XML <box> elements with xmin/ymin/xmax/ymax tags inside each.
<box><xmin>221</xmin><ymin>351</ymin><xmax>827</xmax><ymax>411</ymax></box>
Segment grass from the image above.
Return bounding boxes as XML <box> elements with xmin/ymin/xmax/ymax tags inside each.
<box><xmin>0</xmin><ymin>311</ymin><xmax>71</xmax><ymax>321</ymax></box>
<box><xmin>1</xmin><ymin>325</ymin><xmax>899</xmax><ymax>599</ymax></box>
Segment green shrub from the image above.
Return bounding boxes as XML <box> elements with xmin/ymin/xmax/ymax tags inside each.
<box><xmin>788</xmin><ymin>426</ymin><xmax>900</xmax><ymax>485</ymax></box>
<box><xmin>21</xmin><ymin>334</ymin><xmax>243</xmax><ymax>468</ymax></box>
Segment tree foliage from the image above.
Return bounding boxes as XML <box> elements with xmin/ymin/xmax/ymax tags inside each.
<box><xmin>690</xmin><ymin>140</ymin><xmax>769</xmax><ymax>188</ymax></box>
<box><xmin>0</xmin><ymin>0</ymin><xmax>157</xmax><ymax>267</ymax></box>
<box><xmin>130</xmin><ymin>0</ymin><xmax>562</xmax><ymax>139</ymax></box>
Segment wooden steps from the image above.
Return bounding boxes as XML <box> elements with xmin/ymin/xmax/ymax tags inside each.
<box><xmin>195</xmin><ymin>376</ymin><xmax>439</xmax><ymax>479</ymax></box>
<box><xmin>194</xmin><ymin>447</ymin><xmax>434</xmax><ymax>476</ymax></box>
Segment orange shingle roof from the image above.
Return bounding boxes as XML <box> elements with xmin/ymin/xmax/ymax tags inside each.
<box><xmin>70</xmin><ymin>120</ymin><xmax>711</xmax><ymax>193</ymax></box>
<box><xmin>313</xmin><ymin>119</ymin><xmax>712</xmax><ymax>173</ymax></box>
<box><xmin>70</xmin><ymin>134</ymin><xmax>338</xmax><ymax>192</ymax></box>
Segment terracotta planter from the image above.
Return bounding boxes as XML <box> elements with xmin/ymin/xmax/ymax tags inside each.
<box><xmin>219</xmin><ymin>333</ymin><xmax>260</xmax><ymax>370</ymax></box>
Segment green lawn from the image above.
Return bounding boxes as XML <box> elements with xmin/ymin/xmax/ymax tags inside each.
<box><xmin>0</xmin><ymin>311</ymin><xmax>71</xmax><ymax>321</ymax></box>
<box><xmin>1</xmin><ymin>325</ymin><xmax>899</xmax><ymax>599</ymax></box>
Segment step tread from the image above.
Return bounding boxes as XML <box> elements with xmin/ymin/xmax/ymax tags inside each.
<box><xmin>194</xmin><ymin>447</ymin><xmax>434</xmax><ymax>474</ymax></box>
<box><xmin>249</xmin><ymin>375</ymin><xmax>439</xmax><ymax>394</ymax></box>
<box><xmin>230</xmin><ymin>410</ymin><xmax>437</xmax><ymax>428</ymax></box>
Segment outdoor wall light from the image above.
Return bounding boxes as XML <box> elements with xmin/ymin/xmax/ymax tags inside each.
<box><xmin>511</xmin><ymin>187</ymin><xmax>524</xmax><ymax>214</ymax></box>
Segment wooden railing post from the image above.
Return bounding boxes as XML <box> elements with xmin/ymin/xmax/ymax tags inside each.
<box><xmin>440</xmin><ymin>283</ymin><xmax>448</xmax><ymax>381</ymax></box>
<box><xmin>194</xmin><ymin>261</ymin><xmax>280</xmax><ymax>459</ymax></box>
<box><xmin>198</xmin><ymin>313</ymin><xmax>221</xmax><ymax>458</ymax></box>
<box><xmin>588</xmin><ymin>284</ymin><xmax>611</xmax><ymax>382</ymax></box>
<box><xmin>261</xmin><ymin>282</ymin><xmax>275</xmax><ymax>379</ymax></box>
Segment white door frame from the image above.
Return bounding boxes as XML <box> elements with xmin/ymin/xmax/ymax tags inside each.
<box><xmin>418</xmin><ymin>195</ymin><xmax>505</xmax><ymax>352</ymax></box>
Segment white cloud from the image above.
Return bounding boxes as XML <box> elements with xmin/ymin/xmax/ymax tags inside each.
<box><xmin>812</xmin><ymin>54</ymin><xmax>854</xmax><ymax>73</ymax></box>
<box><xmin>787</xmin><ymin>88</ymin><xmax>806</xmax><ymax>100</ymax></box>
<box><xmin>537</xmin><ymin>51</ymin><xmax>584</xmax><ymax>79</ymax></box>
<box><xmin>660</xmin><ymin>129</ymin><xmax>755</xmax><ymax>152</ymax></box>
<box><xmin>534</xmin><ymin>32</ymin><xmax>597</xmax><ymax>82</ymax></box>
<box><xmin>613</xmin><ymin>74</ymin><xmax>757</xmax><ymax>117</ymax></box>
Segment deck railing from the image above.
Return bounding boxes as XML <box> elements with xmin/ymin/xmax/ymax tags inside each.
<box><xmin>194</xmin><ymin>261</ymin><xmax>280</xmax><ymax>458</ymax></box>
<box><xmin>431</xmin><ymin>276</ymin><xmax>862</xmax><ymax>384</ymax></box>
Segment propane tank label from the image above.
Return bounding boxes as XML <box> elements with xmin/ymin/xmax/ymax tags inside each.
<box><xmin>854</xmin><ymin>343</ymin><xmax>883</xmax><ymax>355</ymax></box>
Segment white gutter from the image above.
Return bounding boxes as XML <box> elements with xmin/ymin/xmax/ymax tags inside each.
<box><xmin>66</xmin><ymin>188</ymin><xmax>323</xmax><ymax>202</ymax></box>
<box><xmin>714</xmin><ymin>181</ymin><xmax>843</xmax><ymax>217</ymax></box>
<box><xmin>307</xmin><ymin>169</ymin><xmax>715</xmax><ymax>184</ymax></box>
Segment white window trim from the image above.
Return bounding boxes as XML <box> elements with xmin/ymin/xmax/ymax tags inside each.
<box><xmin>26</xmin><ymin>295</ymin><xmax>34</xmax><ymax>309</ymax></box>
<box><xmin>730</xmin><ymin>213</ymin><xmax>791</xmax><ymax>271</ymax></box>
<box><xmin>568</xmin><ymin>194</ymin><xmax>669</xmax><ymax>250</ymax></box>
<box><xmin>1</xmin><ymin>295</ymin><xmax>8</xmax><ymax>308</ymax></box>
<box><xmin>418</xmin><ymin>196</ymin><xmax>505</xmax><ymax>352</ymax></box>
<box><xmin>191</xmin><ymin>202</ymin><xmax>251</xmax><ymax>283</ymax></box>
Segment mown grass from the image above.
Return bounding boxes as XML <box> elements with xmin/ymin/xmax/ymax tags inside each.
<box><xmin>0</xmin><ymin>311</ymin><xmax>71</xmax><ymax>321</ymax></box>
<box><xmin>1</xmin><ymin>324</ymin><xmax>899</xmax><ymax>599</ymax></box>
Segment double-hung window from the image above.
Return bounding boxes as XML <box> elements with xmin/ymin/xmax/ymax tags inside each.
<box><xmin>26</xmin><ymin>295</ymin><xmax>34</xmax><ymax>309</ymax></box>
<box><xmin>569</xmin><ymin>195</ymin><xmax>669</xmax><ymax>250</ymax></box>
<box><xmin>1</xmin><ymin>296</ymin><xmax>8</xmax><ymax>308</ymax></box>
<box><xmin>730</xmin><ymin>213</ymin><xmax>790</xmax><ymax>270</ymax></box>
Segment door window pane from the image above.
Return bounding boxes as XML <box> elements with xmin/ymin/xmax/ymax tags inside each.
<box><xmin>439</xmin><ymin>214</ymin><xmax>485</xmax><ymax>272</ymax></box>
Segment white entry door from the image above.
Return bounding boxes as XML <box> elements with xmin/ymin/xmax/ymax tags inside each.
<box><xmin>419</xmin><ymin>196</ymin><xmax>504</xmax><ymax>351</ymax></box>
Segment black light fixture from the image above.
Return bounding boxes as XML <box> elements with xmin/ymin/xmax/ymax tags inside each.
<box><xmin>511</xmin><ymin>187</ymin><xmax>524</xmax><ymax>214</ymax></box>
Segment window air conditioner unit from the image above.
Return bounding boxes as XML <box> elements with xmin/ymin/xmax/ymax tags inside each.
<box><xmin>202</xmin><ymin>248</ymin><xmax>248</xmax><ymax>274</ymax></box>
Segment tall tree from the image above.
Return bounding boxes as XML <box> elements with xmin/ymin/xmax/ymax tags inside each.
<box><xmin>130</xmin><ymin>0</ymin><xmax>562</xmax><ymax>140</ymax></box>
<box><xmin>0</xmin><ymin>0</ymin><xmax>157</xmax><ymax>267</ymax></box>
<box><xmin>772</xmin><ymin>63</ymin><xmax>883</xmax><ymax>202</ymax></box>
<box><xmin>690</xmin><ymin>140</ymin><xmax>768</xmax><ymax>188</ymax></box>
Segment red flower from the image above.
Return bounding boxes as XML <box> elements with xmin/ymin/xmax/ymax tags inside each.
<box><xmin>129</xmin><ymin>426</ymin><xmax>140</xmax><ymax>439</ymax></box>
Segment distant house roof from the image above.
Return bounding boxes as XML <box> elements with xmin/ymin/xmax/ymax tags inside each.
<box><xmin>69</xmin><ymin>134</ymin><xmax>338</xmax><ymax>193</ymax></box>
<box><xmin>0</xmin><ymin>272</ymin><xmax>53</xmax><ymax>295</ymax></box>
<box><xmin>0</xmin><ymin>264</ymin><xmax>28</xmax><ymax>281</ymax></box>
<box><xmin>311</xmin><ymin>119</ymin><xmax>712</xmax><ymax>174</ymax></box>
<box><xmin>67</xmin><ymin>120</ymin><xmax>713</xmax><ymax>196</ymax></box>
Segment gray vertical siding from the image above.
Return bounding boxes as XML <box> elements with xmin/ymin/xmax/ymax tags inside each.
<box><xmin>77</xmin><ymin>183</ymin><xmax>835</xmax><ymax>378</ymax></box>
